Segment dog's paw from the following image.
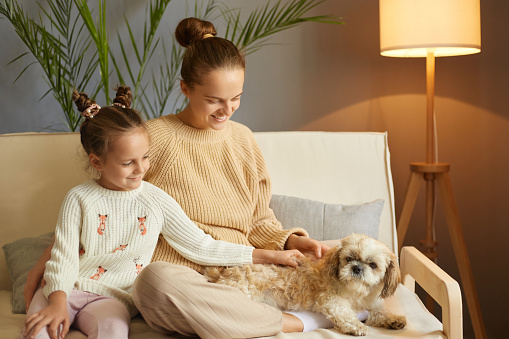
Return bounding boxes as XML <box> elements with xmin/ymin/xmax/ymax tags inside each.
<box><xmin>372</xmin><ymin>314</ymin><xmax>406</xmax><ymax>330</ymax></box>
<box><xmin>387</xmin><ymin>315</ymin><xmax>406</xmax><ymax>329</ymax></box>
<box><xmin>336</xmin><ymin>322</ymin><xmax>368</xmax><ymax>336</ymax></box>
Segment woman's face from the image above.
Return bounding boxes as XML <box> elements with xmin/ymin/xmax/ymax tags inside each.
<box><xmin>180</xmin><ymin>68</ymin><xmax>244</xmax><ymax>130</ymax></box>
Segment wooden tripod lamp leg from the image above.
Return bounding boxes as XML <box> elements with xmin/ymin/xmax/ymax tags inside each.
<box><xmin>436</xmin><ymin>172</ymin><xmax>487</xmax><ymax>339</ymax></box>
<box><xmin>397</xmin><ymin>170</ymin><xmax>422</xmax><ymax>253</ymax></box>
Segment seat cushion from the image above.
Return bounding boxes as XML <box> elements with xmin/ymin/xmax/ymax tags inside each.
<box><xmin>0</xmin><ymin>290</ymin><xmax>181</xmax><ymax>339</ymax></box>
<box><xmin>1</xmin><ymin>285</ymin><xmax>444</xmax><ymax>339</ymax></box>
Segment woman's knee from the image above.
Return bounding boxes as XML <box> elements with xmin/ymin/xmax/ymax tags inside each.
<box><xmin>133</xmin><ymin>262</ymin><xmax>199</xmax><ymax>301</ymax></box>
<box><xmin>132</xmin><ymin>262</ymin><xmax>202</xmax><ymax>335</ymax></box>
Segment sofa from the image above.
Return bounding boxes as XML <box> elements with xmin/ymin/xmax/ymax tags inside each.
<box><xmin>0</xmin><ymin>131</ymin><xmax>461</xmax><ymax>338</ymax></box>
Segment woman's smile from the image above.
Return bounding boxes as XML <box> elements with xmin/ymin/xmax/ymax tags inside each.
<box><xmin>211</xmin><ymin>114</ymin><xmax>228</xmax><ymax>122</ymax></box>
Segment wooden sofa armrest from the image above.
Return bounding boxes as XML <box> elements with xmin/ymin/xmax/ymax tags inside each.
<box><xmin>400</xmin><ymin>246</ymin><xmax>463</xmax><ymax>339</ymax></box>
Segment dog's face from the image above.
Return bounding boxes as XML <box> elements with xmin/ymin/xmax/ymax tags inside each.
<box><xmin>324</xmin><ymin>233</ymin><xmax>400</xmax><ymax>299</ymax></box>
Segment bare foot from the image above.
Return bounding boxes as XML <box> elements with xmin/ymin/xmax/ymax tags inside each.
<box><xmin>282</xmin><ymin>313</ymin><xmax>304</xmax><ymax>333</ymax></box>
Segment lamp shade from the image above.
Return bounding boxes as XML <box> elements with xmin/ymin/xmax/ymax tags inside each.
<box><xmin>380</xmin><ymin>0</ymin><xmax>481</xmax><ymax>57</ymax></box>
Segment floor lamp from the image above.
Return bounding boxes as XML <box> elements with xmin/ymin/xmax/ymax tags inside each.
<box><xmin>379</xmin><ymin>1</ymin><xmax>487</xmax><ymax>338</ymax></box>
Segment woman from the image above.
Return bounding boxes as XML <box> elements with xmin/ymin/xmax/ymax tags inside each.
<box><xmin>132</xmin><ymin>17</ymin><xmax>332</xmax><ymax>338</ymax></box>
<box><xmin>25</xmin><ymin>17</ymin><xmax>329</xmax><ymax>338</ymax></box>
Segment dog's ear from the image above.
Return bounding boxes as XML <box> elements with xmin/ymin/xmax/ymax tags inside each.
<box><xmin>323</xmin><ymin>246</ymin><xmax>342</xmax><ymax>280</ymax></box>
<box><xmin>380</xmin><ymin>253</ymin><xmax>401</xmax><ymax>298</ymax></box>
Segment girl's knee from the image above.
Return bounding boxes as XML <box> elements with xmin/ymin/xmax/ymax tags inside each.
<box><xmin>98</xmin><ymin>317</ymin><xmax>130</xmax><ymax>338</ymax></box>
<box><xmin>25</xmin><ymin>288</ymin><xmax>48</xmax><ymax>316</ymax></box>
<box><xmin>78</xmin><ymin>310</ymin><xmax>130</xmax><ymax>339</ymax></box>
<box><xmin>20</xmin><ymin>328</ymin><xmax>51</xmax><ymax>339</ymax></box>
<box><xmin>75</xmin><ymin>299</ymin><xmax>130</xmax><ymax>339</ymax></box>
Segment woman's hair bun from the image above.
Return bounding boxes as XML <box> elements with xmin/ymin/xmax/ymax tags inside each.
<box><xmin>113</xmin><ymin>86</ymin><xmax>132</xmax><ymax>108</ymax></box>
<box><xmin>72</xmin><ymin>90</ymin><xmax>96</xmax><ymax>113</ymax></box>
<box><xmin>175</xmin><ymin>17</ymin><xmax>217</xmax><ymax>47</ymax></box>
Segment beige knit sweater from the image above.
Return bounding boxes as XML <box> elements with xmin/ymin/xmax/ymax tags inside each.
<box><xmin>146</xmin><ymin>114</ymin><xmax>308</xmax><ymax>271</ymax></box>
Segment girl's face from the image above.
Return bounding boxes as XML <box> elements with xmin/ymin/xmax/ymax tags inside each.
<box><xmin>91</xmin><ymin>128</ymin><xmax>150</xmax><ymax>191</ymax></box>
<box><xmin>179</xmin><ymin>68</ymin><xmax>244</xmax><ymax>130</ymax></box>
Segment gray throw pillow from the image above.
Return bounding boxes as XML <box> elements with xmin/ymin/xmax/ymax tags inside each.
<box><xmin>2</xmin><ymin>232</ymin><xmax>54</xmax><ymax>314</ymax></box>
<box><xmin>269</xmin><ymin>194</ymin><xmax>383</xmax><ymax>241</ymax></box>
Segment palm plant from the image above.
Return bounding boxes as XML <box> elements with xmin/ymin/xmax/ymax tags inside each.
<box><xmin>1</xmin><ymin>0</ymin><xmax>343</xmax><ymax>130</ymax></box>
<box><xmin>1</xmin><ymin>0</ymin><xmax>100</xmax><ymax>131</ymax></box>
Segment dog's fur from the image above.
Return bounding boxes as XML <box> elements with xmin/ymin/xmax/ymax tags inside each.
<box><xmin>204</xmin><ymin>233</ymin><xmax>406</xmax><ymax>336</ymax></box>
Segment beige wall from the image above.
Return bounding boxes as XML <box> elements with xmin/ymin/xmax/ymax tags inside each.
<box><xmin>237</xmin><ymin>1</ymin><xmax>508</xmax><ymax>338</ymax></box>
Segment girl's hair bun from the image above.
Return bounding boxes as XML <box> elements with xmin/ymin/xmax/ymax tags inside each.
<box><xmin>113</xmin><ymin>86</ymin><xmax>132</xmax><ymax>108</ymax></box>
<box><xmin>72</xmin><ymin>90</ymin><xmax>100</xmax><ymax>118</ymax></box>
<box><xmin>175</xmin><ymin>17</ymin><xmax>217</xmax><ymax>47</ymax></box>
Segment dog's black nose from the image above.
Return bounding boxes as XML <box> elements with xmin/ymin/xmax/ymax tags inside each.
<box><xmin>352</xmin><ymin>265</ymin><xmax>363</xmax><ymax>275</ymax></box>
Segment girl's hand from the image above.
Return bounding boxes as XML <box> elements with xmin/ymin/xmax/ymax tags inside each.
<box><xmin>285</xmin><ymin>234</ymin><xmax>330</xmax><ymax>261</ymax></box>
<box><xmin>252</xmin><ymin>249</ymin><xmax>304</xmax><ymax>267</ymax></box>
<box><xmin>24</xmin><ymin>291</ymin><xmax>69</xmax><ymax>339</ymax></box>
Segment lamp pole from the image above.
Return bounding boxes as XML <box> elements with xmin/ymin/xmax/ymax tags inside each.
<box><xmin>379</xmin><ymin>0</ymin><xmax>486</xmax><ymax>335</ymax></box>
<box><xmin>396</xmin><ymin>52</ymin><xmax>487</xmax><ymax>337</ymax></box>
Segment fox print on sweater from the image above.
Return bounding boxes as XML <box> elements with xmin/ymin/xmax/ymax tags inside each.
<box><xmin>43</xmin><ymin>180</ymin><xmax>254</xmax><ymax>316</ymax></box>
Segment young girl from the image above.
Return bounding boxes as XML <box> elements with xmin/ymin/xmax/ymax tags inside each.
<box><xmin>22</xmin><ymin>86</ymin><xmax>303</xmax><ymax>339</ymax></box>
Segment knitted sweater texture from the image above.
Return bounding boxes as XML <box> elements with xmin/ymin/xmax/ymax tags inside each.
<box><xmin>145</xmin><ymin>114</ymin><xmax>308</xmax><ymax>271</ymax></box>
<box><xmin>42</xmin><ymin>180</ymin><xmax>253</xmax><ymax>316</ymax></box>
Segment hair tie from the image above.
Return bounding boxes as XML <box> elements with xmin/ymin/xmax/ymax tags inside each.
<box><xmin>113</xmin><ymin>102</ymin><xmax>126</xmax><ymax>109</ymax></box>
<box><xmin>81</xmin><ymin>104</ymin><xmax>101</xmax><ymax>119</ymax></box>
<box><xmin>202</xmin><ymin>33</ymin><xmax>214</xmax><ymax>40</ymax></box>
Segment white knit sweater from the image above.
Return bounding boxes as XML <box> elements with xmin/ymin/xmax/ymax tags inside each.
<box><xmin>42</xmin><ymin>179</ymin><xmax>254</xmax><ymax>316</ymax></box>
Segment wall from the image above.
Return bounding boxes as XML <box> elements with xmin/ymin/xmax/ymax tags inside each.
<box><xmin>239</xmin><ymin>1</ymin><xmax>507</xmax><ymax>338</ymax></box>
<box><xmin>1</xmin><ymin>1</ymin><xmax>507</xmax><ymax>337</ymax></box>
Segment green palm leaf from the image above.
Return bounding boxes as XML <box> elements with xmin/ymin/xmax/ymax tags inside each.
<box><xmin>2</xmin><ymin>0</ymin><xmax>343</xmax><ymax>129</ymax></box>
<box><xmin>222</xmin><ymin>0</ymin><xmax>344</xmax><ymax>55</ymax></box>
<box><xmin>0</xmin><ymin>0</ymin><xmax>99</xmax><ymax>131</ymax></box>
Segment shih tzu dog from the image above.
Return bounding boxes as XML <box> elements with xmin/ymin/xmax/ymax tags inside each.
<box><xmin>204</xmin><ymin>233</ymin><xmax>406</xmax><ymax>336</ymax></box>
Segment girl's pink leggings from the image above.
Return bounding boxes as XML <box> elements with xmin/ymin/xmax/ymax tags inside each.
<box><xmin>23</xmin><ymin>288</ymin><xmax>130</xmax><ymax>339</ymax></box>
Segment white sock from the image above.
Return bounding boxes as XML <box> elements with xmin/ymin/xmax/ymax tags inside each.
<box><xmin>357</xmin><ymin>310</ymin><xmax>369</xmax><ymax>322</ymax></box>
<box><xmin>286</xmin><ymin>310</ymin><xmax>369</xmax><ymax>332</ymax></box>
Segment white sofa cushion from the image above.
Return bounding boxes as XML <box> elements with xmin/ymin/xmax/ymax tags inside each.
<box><xmin>255</xmin><ymin>132</ymin><xmax>397</xmax><ymax>253</ymax></box>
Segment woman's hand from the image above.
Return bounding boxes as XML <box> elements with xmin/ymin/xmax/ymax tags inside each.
<box><xmin>24</xmin><ymin>291</ymin><xmax>69</xmax><ymax>339</ymax></box>
<box><xmin>24</xmin><ymin>243</ymin><xmax>53</xmax><ymax>311</ymax></box>
<box><xmin>285</xmin><ymin>234</ymin><xmax>330</xmax><ymax>261</ymax></box>
<box><xmin>252</xmin><ymin>249</ymin><xmax>304</xmax><ymax>267</ymax></box>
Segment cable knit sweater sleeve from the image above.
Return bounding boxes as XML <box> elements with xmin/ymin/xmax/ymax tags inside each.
<box><xmin>43</xmin><ymin>189</ymin><xmax>81</xmax><ymax>298</ymax></box>
<box><xmin>243</xmin><ymin>128</ymin><xmax>309</xmax><ymax>250</ymax></box>
<box><xmin>152</xmin><ymin>185</ymin><xmax>254</xmax><ymax>266</ymax></box>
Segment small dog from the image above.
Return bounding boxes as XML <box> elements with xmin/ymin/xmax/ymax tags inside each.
<box><xmin>204</xmin><ymin>233</ymin><xmax>406</xmax><ymax>336</ymax></box>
